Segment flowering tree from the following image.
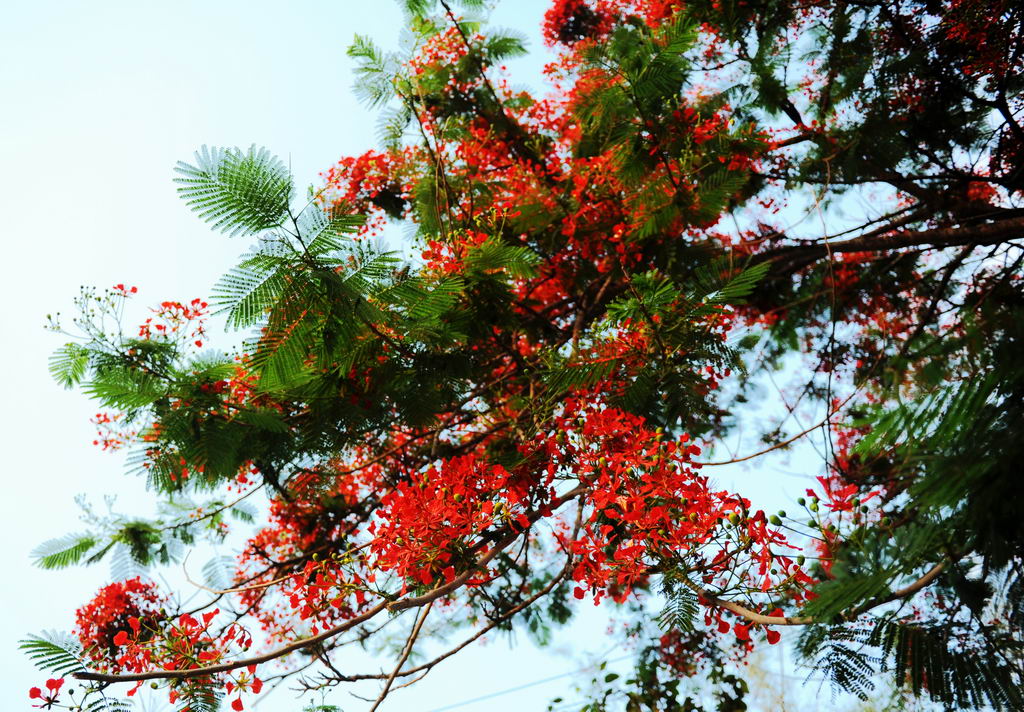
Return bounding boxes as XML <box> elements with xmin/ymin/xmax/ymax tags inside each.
<box><xmin>23</xmin><ymin>0</ymin><xmax>1024</xmax><ymax>710</ymax></box>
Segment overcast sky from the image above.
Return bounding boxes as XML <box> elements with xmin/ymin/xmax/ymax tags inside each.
<box><xmin>0</xmin><ymin>2</ymin><xmax>830</xmax><ymax>710</ymax></box>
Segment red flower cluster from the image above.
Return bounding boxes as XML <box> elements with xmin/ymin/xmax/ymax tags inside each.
<box><xmin>137</xmin><ymin>298</ymin><xmax>208</xmax><ymax>344</ymax></box>
<box><xmin>527</xmin><ymin>403</ymin><xmax>802</xmax><ymax>604</ymax></box>
<box><xmin>75</xmin><ymin>577</ymin><xmax>166</xmax><ymax>667</ymax></box>
<box><xmin>320</xmin><ymin>149</ymin><xmax>418</xmax><ymax>235</ymax></box>
<box><xmin>370</xmin><ymin>455</ymin><xmax>537</xmax><ymax>587</ymax></box>
<box><xmin>90</xmin><ymin>410</ymin><xmax>131</xmax><ymax>451</ymax></box>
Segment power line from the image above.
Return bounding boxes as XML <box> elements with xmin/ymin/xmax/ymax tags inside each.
<box><xmin>424</xmin><ymin>653</ymin><xmax>635</xmax><ymax>712</ymax></box>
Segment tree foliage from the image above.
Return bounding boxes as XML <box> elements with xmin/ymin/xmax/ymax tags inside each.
<box><xmin>24</xmin><ymin>0</ymin><xmax>1024</xmax><ymax>710</ymax></box>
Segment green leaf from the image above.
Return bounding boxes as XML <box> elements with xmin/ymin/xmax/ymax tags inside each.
<box><xmin>83</xmin><ymin>699</ymin><xmax>134</xmax><ymax>712</ymax></box>
<box><xmin>202</xmin><ymin>554</ymin><xmax>236</xmax><ymax>591</ymax></box>
<box><xmin>31</xmin><ymin>533</ymin><xmax>98</xmax><ymax>569</ymax></box>
<box><xmin>658</xmin><ymin>573</ymin><xmax>699</xmax><ymax>633</ymax></box>
<box><xmin>176</xmin><ymin>683</ymin><xmax>223</xmax><ymax>712</ymax></box>
<box><xmin>463</xmin><ymin>238</ymin><xmax>540</xmax><ymax>279</ymax></box>
<box><xmin>19</xmin><ymin>631</ymin><xmax>88</xmax><ymax>676</ymax></box>
<box><xmin>49</xmin><ymin>343</ymin><xmax>90</xmax><ymax>389</ymax></box>
<box><xmin>693</xmin><ymin>259</ymin><xmax>770</xmax><ymax>306</ymax></box>
<box><xmin>175</xmin><ymin>145</ymin><xmax>293</xmax><ymax>237</ymax></box>
<box><xmin>214</xmin><ymin>259</ymin><xmax>290</xmax><ymax>329</ymax></box>
<box><xmin>83</xmin><ymin>368</ymin><xmax>165</xmax><ymax>409</ymax></box>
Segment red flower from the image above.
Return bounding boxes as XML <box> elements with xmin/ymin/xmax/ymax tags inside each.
<box><xmin>232</xmin><ymin>697</ymin><xmax>245</xmax><ymax>711</ymax></box>
<box><xmin>29</xmin><ymin>687</ymin><xmax>42</xmax><ymax>699</ymax></box>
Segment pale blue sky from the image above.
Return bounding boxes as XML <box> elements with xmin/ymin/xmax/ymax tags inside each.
<box><xmin>0</xmin><ymin>2</ymin><xmax>834</xmax><ymax>710</ymax></box>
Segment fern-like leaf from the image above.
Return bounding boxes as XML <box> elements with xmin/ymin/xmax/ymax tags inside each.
<box><xmin>83</xmin><ymin>697</ymin><xmax>134</xmax><ymax>712</ymax></box>
<box><xmin>175</xmin><ymin>145</ymin><xmax>292</xmax><ymax>237</ymax></box>
<box><xmin>31</xmin><ymin>533</ymin><xmax>98</xmax><ymax>570</ymax></box>
<box><xmin>49</xmin><ymin>343</ymin><xmax>90</xmax><ymax>389</ymax></box>
<box><xmin>657</xmin><ymin>580</ymin><xmax>699</xmax><ymax>633</ymax></box>
<box><xmin>20</xmin><ymin>631</ymin><xmax>88</xmax><ymax>676</ymax></box>
<box><xmin>177</xmin><ymin>683</ymin><xmax>223</xmax><ymax>712</ymax></box>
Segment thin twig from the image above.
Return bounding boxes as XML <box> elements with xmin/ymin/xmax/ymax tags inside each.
<box><xmin>368</xmin><ymin>602</ymin><xmax>433</xmax><ymax>712</ymax></box>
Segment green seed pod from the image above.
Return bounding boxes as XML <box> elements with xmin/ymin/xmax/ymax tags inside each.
<box><xmin>728</xmin><ymin>512</ymin><xmax>741</xmax><ymax>525</ymax></box>
<box><xmin>851</xmin><ymin>497</ymin><xmax>860</xmax><ymax>507</ymax></box>
<box><xmin>809</xmin><ymin>502</ymin><xmax>819</xmax><ymax>512</ymax></box>
<box><xmin>860</xmin><ymin>505</ymin><xmax>869</xmax><ymax>513</ymax></box>
<box><xmin>797</xmin><ymin>555</ymin><xmax>806</xmax><ymax>566</ymax></box>
<box><xmin>777</xmin><ymin>510</ymin><xmax>787</xmax><ymax>518</ymax></box>
<box><xmin>797</xmin><ymin>497</ymin><xmax>806</xmax><ymax>506</ymax></box>
<box><xmin>769</xmin><ymin>514</ymin><xmax>782</xmax><ymax>526</ymax></box>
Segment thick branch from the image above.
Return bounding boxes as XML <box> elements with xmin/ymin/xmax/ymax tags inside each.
<box><xmin>687</xmin><ymin>561</ymin><xmax>946</xmax><ymax>627</ymax></box>
<box><xmin>756</xmin><ymin>216</ymin><xmax>1024</xmax><ymax>277</ymax></box>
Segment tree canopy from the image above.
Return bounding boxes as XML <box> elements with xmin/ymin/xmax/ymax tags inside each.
<box><xmin>24</xmin><ymin>0</ymin><xmax>1024</xmax><ymax>710</ymax></box>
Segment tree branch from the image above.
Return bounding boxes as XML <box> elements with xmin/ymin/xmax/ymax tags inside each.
<box><xmin>685</xmin><ymin>561</ymin><xmax>947</xmax><ymax>627</ymax></box>
<box><xmin>755</xmin><ymin>216</ymin><xmax>1024</xmax><ymax>277</ymax></box>
<box><xmin>72</xmin><ymin>485</ymin><xmax>587</xmax><ymax>685</ymax></box>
